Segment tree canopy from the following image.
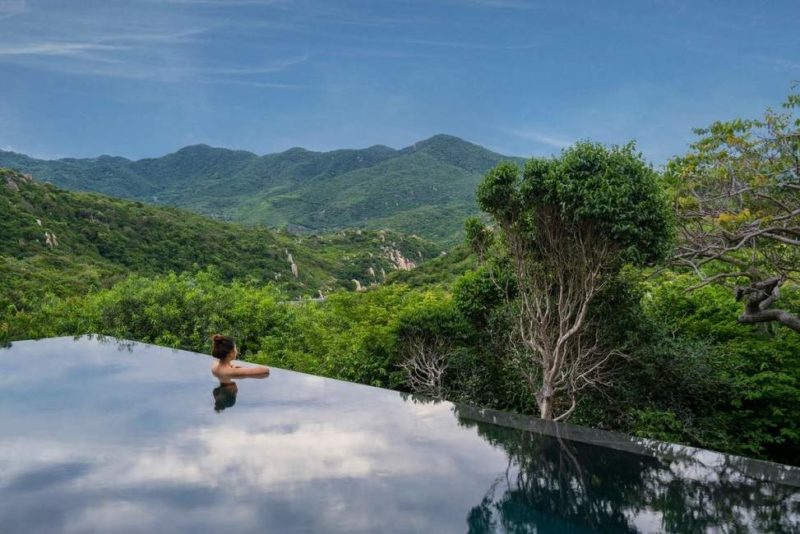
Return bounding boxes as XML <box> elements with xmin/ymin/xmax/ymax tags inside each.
<box><xmin>666</xmin><ymin>91</ymin><xmax>800</xmax><ymax>332</ymax></box>
<box><xmin>474</xmin><ymin>142</ymin><xmax>672</xmax><ymax>420</ymax></box>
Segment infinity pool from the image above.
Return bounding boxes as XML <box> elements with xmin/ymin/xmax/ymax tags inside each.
<box><xmin>1</xmin><ymin>336</ymin><xmax>798</xmax><ymax>533</ymax></box>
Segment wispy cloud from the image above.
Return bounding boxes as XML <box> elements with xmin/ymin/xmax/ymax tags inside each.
<box><xmin>0</xmin><ymin>27</ymin><xmax>195</xmax><ymax>79</ymax></box>
<box><xmin>0</xmin><ymin>8</ymin><xmax>305</xmax><ymax>87</ymax></box>
<box><xmin>5</xmin><ymin>49</ymin><xmax>310</xmax><ymax>87</ymax></box>
<box><xmin>749</xmin><ymin>54</ymin><xmax>800</xmax><ymax>72</ymax></box>
<box><xmin>406</xmin><ymin>38</ymin><xmax>536</xmax><ymax>50</ymax></box>
<box><xmin>102</xmin><ymin>28</ymin><xmax>207</xmax><ymax>44</ymax></box>
<box><xmin>323</xmin><ymin>16</ymin><xmax>429</xmax><ymax>29</ymax></box>
<box><xmin>506</xmin><ymin>128</ymin><xmax>571</xmax><ymax>149</ymax></box>
<box><xmin>162</xmin><ymin>0</ymin><xmax>290</xmax><ymax>5</ymax></box>
<box><xmin>208</xmin><ymin>78</ymin><xmax>305</xmax><ymax>90</ymax></box>
<box><xmin>450</xmin><ymin>0</ymin><xmax>537</xmax><ymax>9</ymax></box>
<box><xmin>206</xmin><ymin>53</ymin><xmax>311</xmax><ymax>75</ymax></box>
<box><xmin>0</xmin><ymin>41</ymin><xmax>127</xmax><ymax>56</ymax></box>
<box><xmin>0</xmin><ymin>28</ymin><xmax>204</xmax><ymax>58</ymax></box>
<box><xmin>0</xmin><ymin>0</ymin><xmax>26</xmax><ymax>13</ymax></box>
<box><xmin>461</xmin><ymin>0</ymin><xmax>535</xmax><ymax>9</ymax></box>
<box><xmin>0</xmin><ymin>0</ymin><xmax>27</xmax><ymax>20</ymax></box>
<box><xmin>0</xmin><ymin>0</ymin><xmax>312</xmax><ymax>87</ymax></box>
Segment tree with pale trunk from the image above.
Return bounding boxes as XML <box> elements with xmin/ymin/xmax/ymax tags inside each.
<box><xmin>666</xmin><ymin>92</ymin><xmax>800</xmax><ymax>333</ymax></box>
<box><xmin>398</xmin><ymin>332</ymin><xmax>453</xmax><ymax>399</ymax></box>
<box><xmin>473</xmin><ymin>143</ymin><xmax>671</xmax><ymax>421</ymax></box>
<box><xmin>396</xmin><ymin>299</ymin><xmax>467</xmax><ymax>400</ymax></box>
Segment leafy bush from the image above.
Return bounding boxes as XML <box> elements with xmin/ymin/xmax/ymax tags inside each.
<box><xmin>574</xmin><ymin>273</ymin><xmax>800</xmax><ymax>464</ymax></box>
<box><xmin>3</xmin><ymin>269</ymin><xmax>291</xmax><ymax>353</ymax></box>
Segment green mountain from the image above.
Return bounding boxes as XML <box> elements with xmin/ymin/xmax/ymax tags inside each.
<box><xmin>0</xmin><ymin>135</ymin><xmax>521</xmax><ymax>245</ymax></box>
<box><xmin>0</xmin><ymin>168</ymin><xmax>440</xmax><ymax>310</ymax></box>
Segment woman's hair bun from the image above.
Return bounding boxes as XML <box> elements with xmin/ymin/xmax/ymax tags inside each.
<box><xmin>211</xmin><ymin>334</ymin><xmax>236</xmax><ymax>359</ymax></box>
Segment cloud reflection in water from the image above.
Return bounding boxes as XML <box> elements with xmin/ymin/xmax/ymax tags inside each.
<box><xmin>0</xmin><ymin>336</ymin><xmax>797</xmax><ymax>533</ymax></box>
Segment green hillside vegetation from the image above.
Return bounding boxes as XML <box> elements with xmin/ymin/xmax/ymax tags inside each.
<box><xmin>0</xmin><ymin>135</ymin><xmax>521</xmax><ymax>245</ymax></box>
<box><xmin>385</xmin><ymin>244</ymin><xmax>476</xmax><ymax>288</ymax></box>
<box><xmin>0</xmin><ymin>168</ymin><xmax>440</xmax><ymax>311</ymax></box>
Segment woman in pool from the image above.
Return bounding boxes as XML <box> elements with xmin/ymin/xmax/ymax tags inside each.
<box><xmin>210</xmin><ymin>334</ymin><xmax>270</xmax><ymax>378</ymax></box>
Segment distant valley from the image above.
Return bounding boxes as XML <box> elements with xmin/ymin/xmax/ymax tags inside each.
<box><xmin>0</xmin><ymin>135</ymin><xmax>522</xmax><ymax>246</ymax></box>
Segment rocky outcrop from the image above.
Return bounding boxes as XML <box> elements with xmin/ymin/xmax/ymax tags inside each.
<box><xmin>44</xmin><ymin>231</ymin><xmax>58</xmax><ymax>247</ymax></box>
<box><xmin>286</xmin><ymin>250</ymin><xmax>299</xmax><ymax>278</ymax></box>
<box><xmin>3</xmin><ymin>171</ymin><xmax>33</xmax><ymax>191</ymax></box>
<box><xmin>384</xmin><ymin>247</ymin><xmax>416</xmax><ymax>270</ymax></box>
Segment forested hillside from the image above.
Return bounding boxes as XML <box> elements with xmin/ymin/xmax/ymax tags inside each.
<box><xmin>0</xmin><ymin>168</ymin><xmax>439</xmax><ymax>310</ymax></box>
<box><xmin>0</xmin><ymin>135</ymin><xmax>519</xmax><ymax>245</ymax></box>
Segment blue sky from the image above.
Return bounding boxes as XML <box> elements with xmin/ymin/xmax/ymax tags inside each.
<box><xmin>0</xmin><ymin>0</ymin><xmax>798</xmax><ymax>163</ymax></box>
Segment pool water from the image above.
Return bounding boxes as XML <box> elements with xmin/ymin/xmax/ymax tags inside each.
<box><xmin>1</xmin><ymin>336</ymin><xmax>798</xmax><ymax>533</ymax></box>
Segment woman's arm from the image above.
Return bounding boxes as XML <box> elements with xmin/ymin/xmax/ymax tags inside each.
<box><xmin>229</xmin><ymin>364</ymin><xmax>270</xmax><ymax>377</ymax></box>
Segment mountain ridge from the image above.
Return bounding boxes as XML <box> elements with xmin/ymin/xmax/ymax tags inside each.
<box><xmin>0</xmin><ymin>134</ymin><xmax>524</xmax><ymax>245</ymax></box>
<box><xmin>0</xmin><ymin>134</ymin><xmax>508</xmax><ymax>166</ymax></box>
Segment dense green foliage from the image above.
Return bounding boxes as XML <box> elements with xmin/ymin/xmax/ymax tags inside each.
<box><xmin>665</xmin><ymin>93</ymin><xmax>800</xmax><ymax>333</ymax></box>
<box><xmin>385</xmin><ymin>245</ymin><xmax>476</xmax><ymax>288</ymax></box>
<box><xmin>0</xmin><ymin>168</ymin><xmax>440</xmax><ymax>312</ymax></box>
<box><xmin>614</xmin><ymin>274</ymin><xmax>800</xmax><ymax>464</ymax></box>
<box><xmin>524</xmin><ymin>142</ymin><xmax>673</xmax><ymax>264</ymax></box>
<box><xmin>477</xmin><ymin>143</ymin><xmax>672</xmax><ymax>265</ymax></box>
<box><xmin>472</xmin><ymin>144</ymin><xmax>672</xmax><ymax>419</ymax></box>
<box><xmin>1</xmin><ymin>269</ymin><xmax>443</xmax><ymax>390</ymax></box>
<box><xmin>0</xmin><ymin>135</ymin><xmax>520</xmax><ymax>245</ymax></box>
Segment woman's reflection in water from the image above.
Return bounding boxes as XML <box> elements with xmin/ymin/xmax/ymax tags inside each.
<box><xmin>209</xmin><ymin>334</ymin><xmax>270</xmax><ymax>412</ymax></box>
<box><xmin>213</xmin><ymin>380</ymin><xmax>239</xmax><ymax>412</ymax></box>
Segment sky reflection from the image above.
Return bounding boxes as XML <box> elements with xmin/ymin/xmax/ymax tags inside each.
<box><xmin>0</xmin><ymin>336</ymin><xmax>797</xmax><ymax>533</ymax></box>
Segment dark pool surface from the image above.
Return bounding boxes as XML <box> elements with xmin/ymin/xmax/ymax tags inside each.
<box><xmin>1</xmin><ymin>337</ymin><xmax>798</xmax><ymax>533</ymax></box>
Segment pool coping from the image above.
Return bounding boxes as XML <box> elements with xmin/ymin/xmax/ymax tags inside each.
<box><xmin>456</xmin><ymin>404</ymin><xmax>800</xmax><ymax>488</ymax></box>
